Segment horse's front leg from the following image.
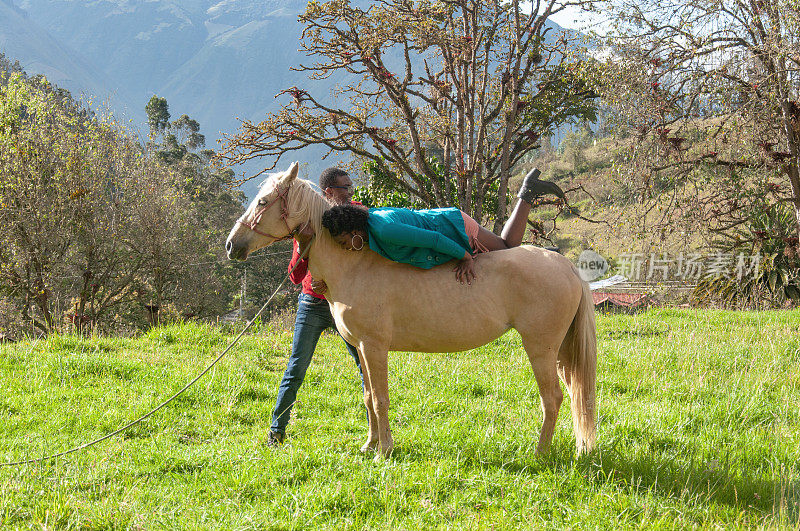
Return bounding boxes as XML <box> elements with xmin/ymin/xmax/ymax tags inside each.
<box><xmin>356</xmin><ymin>345</ymin><xmax>379</xmax><ymax>453</ymax></box>
<box><xmin>360</xmin><ymin>341</ymin><xmax>393</xmax><ymax>460</ymax></box>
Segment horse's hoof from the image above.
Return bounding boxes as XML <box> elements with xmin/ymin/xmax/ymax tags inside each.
<box><xmin>373</xmin><ymin>452</ymin><xmax>390</xmax><ymax>463</ymax></box>
<box><xmin>360</xmin><ymin>441</ymin><xmax>378</xmax><ymax>453</ymax></box>
<box><xmin>373</xmin><ymin>446</ymin><xmax>393</xmax><ymax>461</ymax></box>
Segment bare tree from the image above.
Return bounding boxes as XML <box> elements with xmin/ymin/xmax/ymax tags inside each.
<box><xmin>601</xmin><ymin>0</ymin><xmax>800</xmax><ymax>243</ymax></box>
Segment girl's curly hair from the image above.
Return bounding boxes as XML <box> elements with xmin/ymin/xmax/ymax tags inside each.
<box><xmin>321</xmin><ymin>205</ymin><xmax>369</xmax><ymax>237</ymax></box>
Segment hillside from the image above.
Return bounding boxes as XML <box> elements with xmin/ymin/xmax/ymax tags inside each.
<box><xmin>526</xmin><ymin>122</ymin><xmax>799</xmax><ymax>309</ymax></box>
<box><xmin>524</xmin><ymin>130</ymin><xmax>706</xmax><ymax>265</ymax></box>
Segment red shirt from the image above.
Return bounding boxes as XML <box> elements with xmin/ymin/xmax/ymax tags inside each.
<box><xmin>288</xmin><ymin>240</ymin><xmax>325</xmax><ymax>298</ymax></box>
<box><xmin>288</xmin><ymin>200</ymin><xmax>362</xmax><ymax>300</ymax></box>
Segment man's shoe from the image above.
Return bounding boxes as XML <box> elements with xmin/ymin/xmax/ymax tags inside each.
<box><xmin>517</xmin><ymin>168</ymin><xmax>566</xmax><ymax>204</ymax></box>
<box><xmin>267</xmin><ymin>430</ymin><xmax>285</xmax><ymax>447</ymax></box>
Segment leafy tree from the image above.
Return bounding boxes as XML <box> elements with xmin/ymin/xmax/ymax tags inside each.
<box><xmin>558</xmin><ymin>126</ymin><xmax>593</xmax><ymax>171</ymax></box>
<box><xmin>0</xmin><ymin>72</ymin><xmax>177</xmax><ymax>333</ymax></box>
<box><xmin>0</xmin><ymin>66</ymin><xmax>248</xmax><ymax>335</ymax></box>
<box><xmin>145</xmin><ymin>95</ymin><xmax>170</xmax><ymax>135</ymax></box>
<box><xmin>140</xmin><ymin>96</ymin><xmax>248</xmax><ymax>323</ymax></box>
<box><xmin>173</xmin><ymin>114</ymin><xmax>205</xmax><ymax>151</ymax></box>
<box><xmin>0</xmin><ymin>73</ymin><xmax>76</xmax><ymax>332</ymax></box>
<box><xmin>64</xmin><ymin>127</ymin><xmax>153</xmax><ymax>333</ymax></box>
<box><xmin>0</xmin><ymin>53</ymin><xmax>24</xmax><ymax>78</ymax></box>
<box><xmin>218</xmin><ymin>0</ymin><xmax>600</xmax><ymax>231</ymax></box>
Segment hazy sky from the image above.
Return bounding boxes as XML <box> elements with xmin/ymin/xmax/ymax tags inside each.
<box><xmin>548</xmin><ymin>4</ymin><xmax>606</xmax><ymax>32</ymax></box>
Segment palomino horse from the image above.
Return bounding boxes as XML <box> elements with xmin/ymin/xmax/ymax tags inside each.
<box><xmin>226</xmin><ymin>163</ymin><xmax>597</xmax><ymax>459</ymax></box>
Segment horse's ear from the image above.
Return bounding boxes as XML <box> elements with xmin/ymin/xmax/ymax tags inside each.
<box><xmin>286</xmin><ymin>161</ymin><xmax>300</xmax><ymax>182</ymax></box>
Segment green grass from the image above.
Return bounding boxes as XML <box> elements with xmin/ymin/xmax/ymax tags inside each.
<box><xmin>0</xmin><ymin>309</ymin><xmax>798</xmax><ymax>528</ymax></box>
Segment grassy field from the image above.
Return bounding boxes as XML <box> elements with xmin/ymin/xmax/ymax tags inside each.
<box><xmin>0</xmin><ymin>309</ymin><xmax>798</xmax><ymax>529</ymax></box>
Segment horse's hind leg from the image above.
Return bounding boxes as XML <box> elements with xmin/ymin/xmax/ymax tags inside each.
<box><xmin>520</xmin><ymin>335</ymin><xmax>563</xmax><ymax>455</ymax></box>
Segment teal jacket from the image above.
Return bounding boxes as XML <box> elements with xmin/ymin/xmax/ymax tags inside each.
<box><xmin>367</xmin><ymin>207</ymin><xmax>471</xmax><ymax>269</ymax></box>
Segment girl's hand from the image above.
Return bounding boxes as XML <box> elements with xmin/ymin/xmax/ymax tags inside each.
<box><xmin>294</xmin><ymin>223</ymin><xmax>315</xmax><ymax>245</ymax></box>
<box><xmin>310</xmin><ymin>280</ymin><xmax>328</xmax><ymax>294</ymax></box>
<box><xmin>294</xmin><ymin>224</ymin><xmax>315</xmax><ymax>255</ymax></box>
<box><xmin>453</xmin><ymin>253</ymin><xmax>476</xmax><ymax>284</ymax></box>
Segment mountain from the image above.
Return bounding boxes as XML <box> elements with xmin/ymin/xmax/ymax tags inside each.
<box><xmin>0</xmin><ymin>0</ymin><xmax>133</xmax><ymax>113</ymax></box>
<box><xmin>11</xmin><ymin>0</ymin><xmax>324</xmax><ymax>193</ymax></box>
<box><xmin>5</xmin><ymin>0</ymin><xmax>575</xmax><ymax>196</ymax></box>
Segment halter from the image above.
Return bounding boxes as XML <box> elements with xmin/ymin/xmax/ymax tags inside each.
<box><xmin>235</xmin><ymin>183</ymin><xmax>301</xmax><ymax>241</ymax></box>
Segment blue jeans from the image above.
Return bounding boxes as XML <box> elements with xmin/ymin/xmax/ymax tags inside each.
<box><xmin>270</xmin><ymin>293</ymin><xmax>363</xmax><ymax>434</ymax></box>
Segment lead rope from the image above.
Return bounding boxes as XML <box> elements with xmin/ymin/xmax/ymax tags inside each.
<box><xmin>0</xmin><ymin>237</ymin><xmax>314</xmax><ymax>467</ymax></box>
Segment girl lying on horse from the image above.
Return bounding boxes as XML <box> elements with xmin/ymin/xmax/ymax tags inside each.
<box><xmin>319</xmin><ymin>168</ymin><xmax>565</xmax><ymax>283</ymax></box>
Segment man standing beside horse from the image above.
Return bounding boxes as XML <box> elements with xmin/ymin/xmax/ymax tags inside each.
<box><xmin>267</xmin><ymin>167</ymin><xmax>363</xmax><ymax>447</ymax></box>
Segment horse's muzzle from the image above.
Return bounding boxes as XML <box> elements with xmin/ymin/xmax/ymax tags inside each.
<box><xmin>226</xmin><ymin>239</ymin><xmax>248</xmax><ymax>261</ymax></box>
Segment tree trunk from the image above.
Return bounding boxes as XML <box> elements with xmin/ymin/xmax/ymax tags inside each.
<box><xmin>493</xmin><ymin>106</ymin><xmax>516</xmax><ymax>233</ymax></box>
<box><xmin>34</xmin><ymin>289</ymin><xmax>52</xmax><ymax>334</ymax></box>
<box><xmin>780</xmin><ymin>99</ymin><xmax>800</xmax><ymax>239</ymax></box>
<box><xmin>77</xmin><ymin>268</ymin><xmax>91</xmax><ymax>334</ymax></box>
<box><xmin>788</xmin><ymin>165</ymin><xmax>800</xmax><ymax>239</ymax></box>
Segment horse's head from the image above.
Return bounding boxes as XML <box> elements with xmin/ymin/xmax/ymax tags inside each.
<box><xmin>226</xmin><ymin>162</ymin><xmax>305</xmax><ymax>260</ymax></box>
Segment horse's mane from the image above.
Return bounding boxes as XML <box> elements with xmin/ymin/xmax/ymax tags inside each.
<box><xmin>287</xmin><ymin>177</ymin><xmax>329</xmax><ymax>236</ymax></box>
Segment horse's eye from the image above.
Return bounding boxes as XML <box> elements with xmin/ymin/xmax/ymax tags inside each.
<box><xmin>257</xmin><ymin>198</ymin><xmax>267</xmax><ymax>206</ymax></box>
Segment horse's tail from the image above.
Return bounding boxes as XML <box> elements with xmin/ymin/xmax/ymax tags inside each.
<box><xmin>558</xmin><ymin>278</ymin><xmax>597</xmax><ymax>454</ymax></box>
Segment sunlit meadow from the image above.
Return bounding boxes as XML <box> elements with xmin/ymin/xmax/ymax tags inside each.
<box><xmin>0</xmin><ymin>309</ymin><xmax>798</xmax><ymax>528</ymax></box>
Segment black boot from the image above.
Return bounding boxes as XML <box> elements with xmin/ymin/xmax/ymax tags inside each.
<box><xmin>267</xmin><ymin>430</ymin><xmax>285</xmax><ymax>447</ymax></box>
<box><xmin>517</xmin><ymin>168</ymin><xmax>566</xmax><ymax>204</ymax></box>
